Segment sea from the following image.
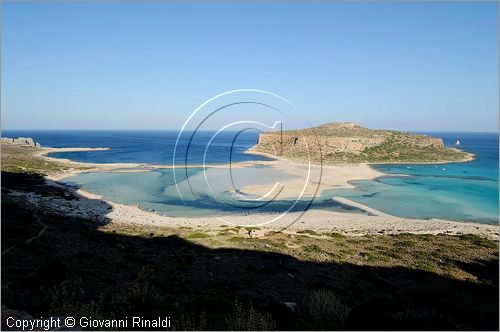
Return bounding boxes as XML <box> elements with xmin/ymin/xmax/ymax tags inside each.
<box><xmin>3</xmin><ymin>130</ymin><xmax>498</xmax><ymax>224</ymax></box>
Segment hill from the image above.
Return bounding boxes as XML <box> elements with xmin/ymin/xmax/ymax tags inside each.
<box><xmin>251</xmin><ymin>122</ymin><xmax>472</xmax><ymax>164</ymax></box>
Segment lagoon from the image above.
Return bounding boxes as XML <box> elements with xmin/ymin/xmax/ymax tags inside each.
<box><xmin>3</xmin><ymin>130</ymin><xmax>498</xmax><ymax>223</ymax></box>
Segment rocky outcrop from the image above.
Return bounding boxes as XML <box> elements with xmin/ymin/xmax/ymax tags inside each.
<box><xmin>1</xmin><ymin>137</ymin><xmax>41</xmax><ymax>147</ymax></box>
<box><xmin>252</xmin><ymin>122</ymin><xmax>466</xmax><ymax>164</ymax></box>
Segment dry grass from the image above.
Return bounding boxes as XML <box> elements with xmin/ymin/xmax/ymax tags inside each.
<box><xmin>1</xmin><ymin>144</ymin><xmax>87</xmax><ymax>176</ymax></box>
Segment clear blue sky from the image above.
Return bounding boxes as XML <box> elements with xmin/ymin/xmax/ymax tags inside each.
<box><xmin>1</xmin><ymin>2</ymin><xmax>498</xmax><ymax>131</ymax></box>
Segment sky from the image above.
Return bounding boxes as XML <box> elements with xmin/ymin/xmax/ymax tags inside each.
<box><xmin>1</xmin><ymin>2</ymin><xmax>498</xmax><ymax>132</ymax></box>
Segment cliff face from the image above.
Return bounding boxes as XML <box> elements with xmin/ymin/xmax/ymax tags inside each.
<box><xmin>257</xmin><ymin>134</ymin><xmax>387</xmax><ymax>153</ymax></box>
<box><xmin>252</xmin><ymin>123</ymin><xmax>466</xmax><ymax>164</ymax></box>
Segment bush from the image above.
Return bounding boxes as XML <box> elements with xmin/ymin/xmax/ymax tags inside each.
<box><xmin>186</xmin><ymin>232</ymin><xmax>210</xmax><ymax>239</ymax></box>
<box><xmin>104</xmin><ymin>278</ymin><xmax>165</xmax><ymax>317</ymax></box>
<box><xmin>392</xmin><ymin>307</ymin><xmax>458</xmax><ymax>330</ymax></box>
<box><xmin>45</xmin><ymin>279</ymin><xmax>100</xmax><ymax>318</ymax></box>
<box><xmin>301</xmin><ymin>289</ymin><xmax>350</xmax><ymax>329</ymax></box>
<box><xmin>224</xmin><ymin>301</ymin><xmax>276</xmax><ymax>331</ymax></box>
<box><xmin>45</xmin><ymin>266</ymin><xmax>165</xmax><ymax>320</ymax></box>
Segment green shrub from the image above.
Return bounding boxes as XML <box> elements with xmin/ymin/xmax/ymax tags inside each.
<box><xmin>186</xmin><ymin>232</ymin><xmax>210</xmax><ymax>239</ymax></box>
<box><xmin>459</xmin><ymin>234</ymin><xmax>498</xmax><ymax>249</ymax></box>
<box><xmin>302</xmin><ymin>245</ymin><xmax>322</xmax><ymax>253</ymax></box>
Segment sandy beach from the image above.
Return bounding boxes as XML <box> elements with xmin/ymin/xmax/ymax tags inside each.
<box><xmin>11</xmin><ymin>145</ymin><xmax>496</xmax><ymax>240</ymax></box>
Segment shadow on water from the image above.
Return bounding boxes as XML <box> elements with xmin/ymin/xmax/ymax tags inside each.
<box><xmin>155</xmin><ymin>193</ymin><xmax>372</xmax><ymax>216</ymax></box>
<box><xmin>1</xmin><ymin>172</ymin><xmax>498</xmax><ymax>330</ymax></box>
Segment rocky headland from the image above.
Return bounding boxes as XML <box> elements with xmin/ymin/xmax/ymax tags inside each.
<box><xmin>1</xmin><ymin>136</ymin><xmax>42</xmax><ymax>147</ymax></box>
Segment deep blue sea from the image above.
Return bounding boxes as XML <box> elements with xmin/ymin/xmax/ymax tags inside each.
<box><xmin>2</xmin><ymin>130</ymin><xmax>272</xmax><ymax>165</ymax></box>
<box><xmin>3</xmin><ymin>130</ymin><xmax>498</xmax><ymax>223</ymax></box>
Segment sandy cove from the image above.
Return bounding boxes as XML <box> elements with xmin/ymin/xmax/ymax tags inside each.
<box><xmin>30</xmin><ymin>146</ymin><xmax>498</xmax><ymax>239</ymax></box>
<box><xmin>28</xmin><ymin>148</ymin><xmax>499</xmax><ymax>239</ymax></box>
<box><xmin>11</xmin><ymin>181</ymin><xmax>498</xmax><ymax>240</ymax></box>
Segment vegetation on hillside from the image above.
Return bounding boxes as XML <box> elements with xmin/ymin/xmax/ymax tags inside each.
<box><xmin>253</xmin><ymin>123</ymin><xmax>472</xmax><ymax>164</ymax></box>
<box><xmin>1</xmin><ymin>144</ymin><xmax>87</xmax><ymax>175</ymax></box>
<box><xmin>333</xmin><ymin>133</ymin><xmax>468</xmax><ymax>163</ymax></box>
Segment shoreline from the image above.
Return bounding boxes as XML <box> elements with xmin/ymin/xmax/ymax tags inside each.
<box><xmin>11</xmin><ymin>182</ymin><xmax>498</xmax><ymax>240</ymax></box>
<box><xmin>14</xmin><ymin>144</ymin><xmax>498</xmax><ymax>240</ymax></box>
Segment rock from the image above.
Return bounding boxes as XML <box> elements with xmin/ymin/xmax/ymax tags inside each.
<box><xmin>1</xmin><ymin>306</ymin><xmax>34</xmax><ymax>331</ymax></box>
<box><xmin>1</xmin><ymin>137</ymin><xmax>41</xmax><ymax>147</ymax></box>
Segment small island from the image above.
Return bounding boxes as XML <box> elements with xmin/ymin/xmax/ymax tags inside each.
<box><xmin>251</xmin><ymin>122</ymin><xmax>473</xmax><ymax>164</ymax></box>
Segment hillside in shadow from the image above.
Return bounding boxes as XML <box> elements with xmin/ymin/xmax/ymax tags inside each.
<box><xmin>1</xmin><ymin>172</ymin><xmax>498</xmax><ymax>330</ymax></box>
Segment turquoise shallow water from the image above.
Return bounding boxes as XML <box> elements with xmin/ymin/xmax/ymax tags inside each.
<box><xmin>65</xmin><ymin>167</ymin><xmax>369</xmax><ymax>218</ymax></box>
<box><xmin>4</xmin><ymin>130</ymin><xmax>498</xmax><ymax>223</ymax></box>
<box><xmin>322</xmin><ymin>132</ymin><xmax>498</xmax><ymax>224</ymax></box>
<box><xmin>322</xmin><ymin>174</ymin><xmax>498</xmax><ymax>223</ymax></box>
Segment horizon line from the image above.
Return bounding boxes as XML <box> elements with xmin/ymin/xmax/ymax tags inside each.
<box><xmin>2</xmin><ymin>128</ymin><xmax>499</xmax><ymax>134</ymax></box>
